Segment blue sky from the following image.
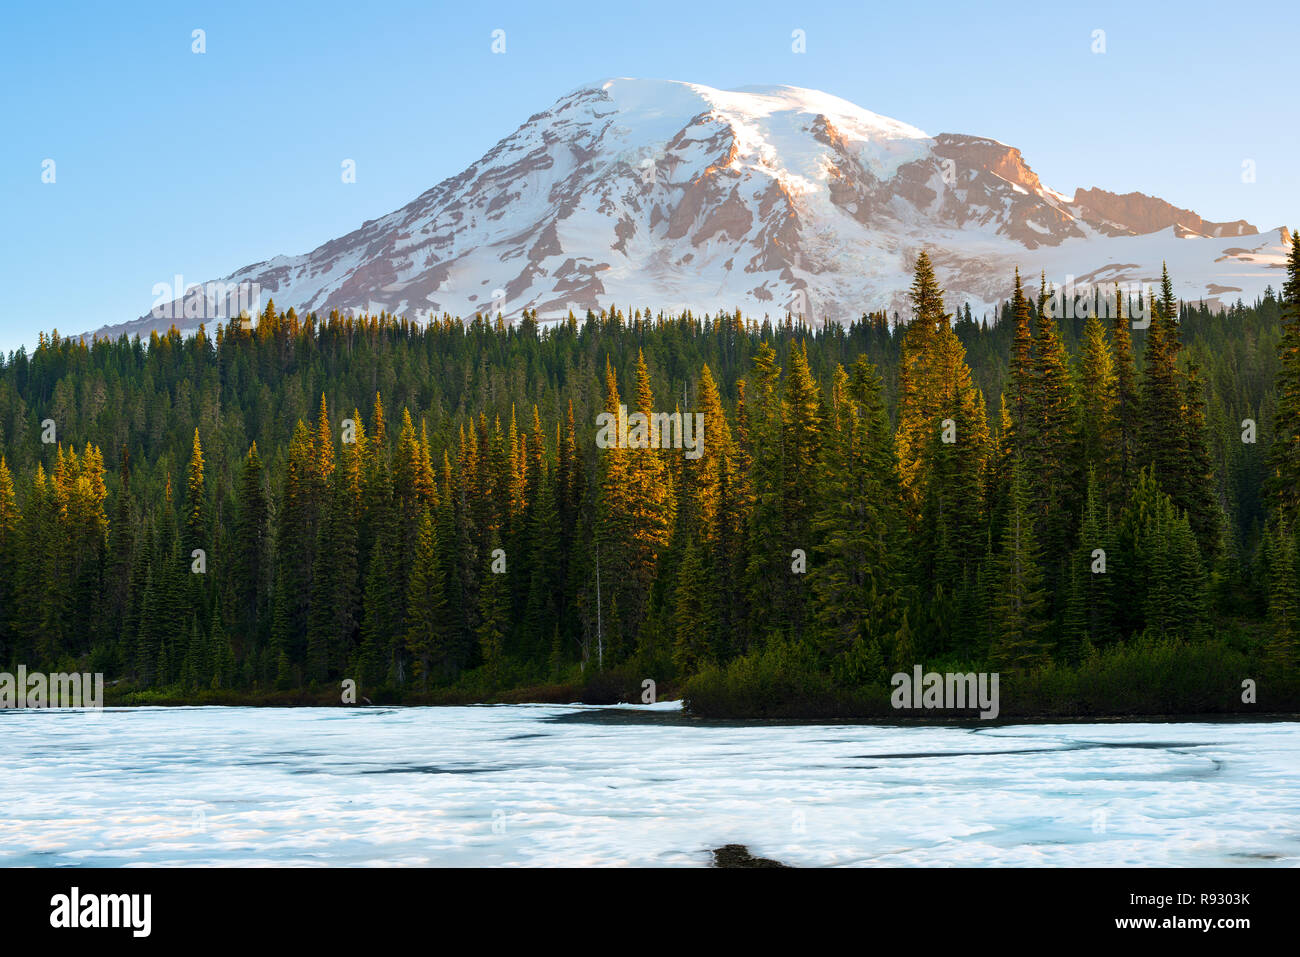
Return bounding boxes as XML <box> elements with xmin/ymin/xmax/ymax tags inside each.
<box><xmin>3</xmin><ymin>0</ymin><xmax>1296</xmax><ymax>353</ymax></box>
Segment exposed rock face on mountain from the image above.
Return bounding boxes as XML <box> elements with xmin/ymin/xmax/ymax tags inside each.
<box><xmin>1068</xmin><ymin>187</ymin><xmax>1257</xmax><ymax>239</ymax></box>
<box><xmin>87</xmin><ymin>78</ymin><xmax>1290</xmax><ymax>340</ymax></box>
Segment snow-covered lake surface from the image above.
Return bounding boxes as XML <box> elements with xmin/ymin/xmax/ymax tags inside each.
<box><xmin>2</xmin><ymin>704</ymin><xmax>1297</xmax><ymax>866</ymax></box>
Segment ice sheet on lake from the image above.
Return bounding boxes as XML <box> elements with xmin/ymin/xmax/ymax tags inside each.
<box><xmin>0</xmin><ymin>705</ymin><xmax>1296</xmax><ymax>867</ymax></box>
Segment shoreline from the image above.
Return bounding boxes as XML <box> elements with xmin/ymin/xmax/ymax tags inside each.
<box><xmin>9</xmin><ymin>690</ymin><xmax>1296</xmax><ymax>726</ymax></box>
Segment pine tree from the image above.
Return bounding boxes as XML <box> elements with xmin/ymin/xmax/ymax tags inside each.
<box><xmin>522</xmin><ymin>463</ymin><xmax>563</xmax><ymax>664</ymax></box>
<box><xmin>890</xmin><ymin>254</ymin><xmax>992</xmax><ymax>652</ymax></box>
<box><xmin>681</xmin><ymin>363</ymin><xmax>733</xmax><ymax>540</ymax></box>
<box><xmin>1139</xmin><ymin>276</ymin><xmax>1187</xmax><ymax>497</ymax></box>
<box><xmin>597</xmin><ymin>351</ymin><xmax>675</xmax><ymax>656</ymax></box>
<box><xmin>359</xmin><ymin>457</ymin><xmax>403</xmax><ymax>688</ymax></box>
<box><xmin>405</xmin><ymin>508</ymin><xmax>449</xmax><ymax>688</ymax></box>
<box><xmin>271</xmin><ymin>575</ymin><xmax>295</xmax><ymax>690</ymax></box>
<box><xmin>138</xmin><ymin>513</ymin><xmax>184</xmax><ymax>686</ymax></box>
<box><xmin>232</xmin><ymin>444</ymin><xmax>270</xmax><ymax>653</ymax></box>
<box><xmin>1076</xmin><ymin>315</ymin><xmax>1118</xmax><ymax>475</ymax></box>
<box><xmin>209</xmin><ymin>615</ymin><xmax>233</xmax><ymax>690</ymax></box>
<box><xmin>672</xmin><ymin>536</ymin><xmax>713</xmax><ymax>672</ymax></box>
<box><xmin>919</xmin><ymin>302</ymin><xmax>990</xmax><ymax>603</ymax></box>
<box><xmin>779</xmin><ymin>341</ymin><xmax>823</xmax><ymax>637</ymax></box>
<box><xmin>809</xmin><ymin>360</ymin><xmax>906</xmax><ymax>664</ymax></box>
<box><xmin>741</xmin><ymin>342</ymin><xmax>787</xmax><ymax>645</ymax></box>
<box><xmin>690</xmin><ymin>362</ymin><xmax>749</xmax><ymax>660</ymax></box>
<box><xmin>1030</xmin><ymin>275</ymin><xmax>1077</xmax><ymax>567</ymax></box>
<box><xmin>182</xmin><ymin>428</ymin><xmax>206</xmax><ymax>559</ymax></box>
<box><xmin>1265</xmin><ymin>522</ymin><xmax>1299</xmax><ymax>668</ymax></box>
<box><xmin>1062</xmin><ymin>468</ymin><xmax>1118</xmax><ymax>659</ymax></box>
<box><xmin>0</xmin><ymin>458</ymin><xmax>20</xmax><ymax>663</ymax></box>
<box><xmin>181</xmin><ymin>616</ymin><xmax>204</xmax><ymax>691</ymax></box>
<box><xmin>1180</xmin><ymin>358</ymin><xmax>1222</xmax><ymax>559</ymax></box>
<box><xmin>1165</xmin><ymin>511</ymin><xmax>1209</xmax><ymax>640</ymax></box>
<box><xmin>1005</xmin><ymin>269</ymin><xmax>1036</xmax><ymax>456</ymax></box>
<box><xmin>104</xmin><ymin>449</ymin><xmax>135</xmax><ymax>650</ymax></box>
<box><xmin>394</xmin><ymin>408</ymin><xmax>425</xmax><ymax>581</ymax></box>
<box><xmin>1269</xmin><ymin>229</ymin><xmax>1300</xmax><ymax>523</ymax></box>
<box><xmin>275</xmin><ymin>421</ymin><xmax>319</xmax><ymax>665</ymax></box>
<box><xmin>990</xmin><ymin>464</ymin><xmax>1050</xmax><ymax>670</ymax></box>
<box><xmin>477</xmin><ymin>530</ymin><xmax>509</xmax><ymax>686</ymax></box>
<box><xmin>896</xmin><ymin>250</ymin><xmax>947</xmax><ymax>510</ymax></box>
<box><xmin>306</xmin><ymin>453</ymin><xmax>360</xmax><ymax>683</ymax></box>
<box><xmin>1110</xmin><ymin>288</ymin><xmax>1142</xmax><ymax>504</ymax></box>
<box><xmin>122</xmin><ymin>515</ymin><xmax>151</xmax><ymax>675</ymax></box>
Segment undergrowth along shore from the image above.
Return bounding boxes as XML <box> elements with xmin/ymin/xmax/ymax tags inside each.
<box><xmin>97</xmin><ymin>633</ymin><xmax>1300</xmax><ymax>721</ymax></box>
<box><xmin>680</xmin><ymin>634</ymin><xmax>1300</xmax><ymax>719</ymax></box>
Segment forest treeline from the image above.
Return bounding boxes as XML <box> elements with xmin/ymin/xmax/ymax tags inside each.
<box><xmin>0</xmin><ymin>235</ymin><xmax>1298</xmax><ymax>713</ymax></box>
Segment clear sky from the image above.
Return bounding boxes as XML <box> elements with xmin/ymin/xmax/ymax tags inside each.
<box><xmin>3</xmin><ymin>0</ymin><xmax>1296</xmax><ymax>353</ymax></box>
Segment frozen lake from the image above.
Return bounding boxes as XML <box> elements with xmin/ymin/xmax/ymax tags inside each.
<box><xmin>2</xmin><ymin>704</ymin><xmax>1297</xmax><ymax>866</ymax></box>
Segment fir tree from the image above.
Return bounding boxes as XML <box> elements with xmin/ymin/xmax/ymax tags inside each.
<box><xmin>182</xmin><ymin>428</ymin><xmax>206</xmax><ymax>559</ymax></box>
<box><xmin>477</xmin><ymin>531</ymin><xmax>510</xmax><ymax>686</ymax></box>
<box><xmin>405</xmin><ymin>508</ymin><xmax>450</xmax><ymax>688</ymax></box>
<box><xmin>1076</xmin><ymin>315</ymin><xmax>1118</xmax><ymax>475</ymax></box>
<box><xmin>0</xmin><ymin>458</ymin><xmax>20</xmax><ymax>663</ymax></box>
<box><xmin>232</xmin><ymin>444</ymin><xmax>270</xmax><ymax>652</ymax></box>
<box><xmin>1265</xmin><ymin>522</ymin><xmax>1299</xmax><ymax>668</ymax></box>
<box><xmin>1063</xmin><ymin>468</ymin><xmax>1118</xmax><ymax>659</ymax></box>
<box><xmin>1269</xmin><ymin>229</ymin><xmax>1300</xmax><ymax>523</ymax></box>
<box><xmin>672</xmin><ymin>536</ymin><xmax>713</xmax><ymax>672</ymax></box>
<box><xmin>990</xmin><ymin>464</ymin><xmax>1050</xmax><ymax>671</ymax></box>
<box><xmin>809</xmin><ymin>360</ymin><xmax>906</xmax><ymax>662</ymax></box>
<box><xmin>1029</xmin><ymin>274</ymin><xmax>1078</xmax><ymax>586</ymax></box>
<box><xmin>1109</xmin><ymin>288</ymin><xmax>1142</xmax><ymax>504</ymax></box>
<box><xmin>1005</xmin><ymin>269</ymin><xmax>1036</xmax><ymax>456</ymax></box>
<box><xmin>1139</xmin><ymin>280</ymin><xmax>1187</xmax><ymax>499</ymax></box>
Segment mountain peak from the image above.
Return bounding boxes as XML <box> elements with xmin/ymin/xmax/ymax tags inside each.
<box><xmin>85</xmin><ymin>79</ymin><xmax>1287</xmax><ymax>342</ymax></box>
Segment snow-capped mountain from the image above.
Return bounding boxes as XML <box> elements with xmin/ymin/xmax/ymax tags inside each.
<box><xmin>92</xmin><ymin>78</ymin><xmax>1291</xmax><ymax>338</ymax></box>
